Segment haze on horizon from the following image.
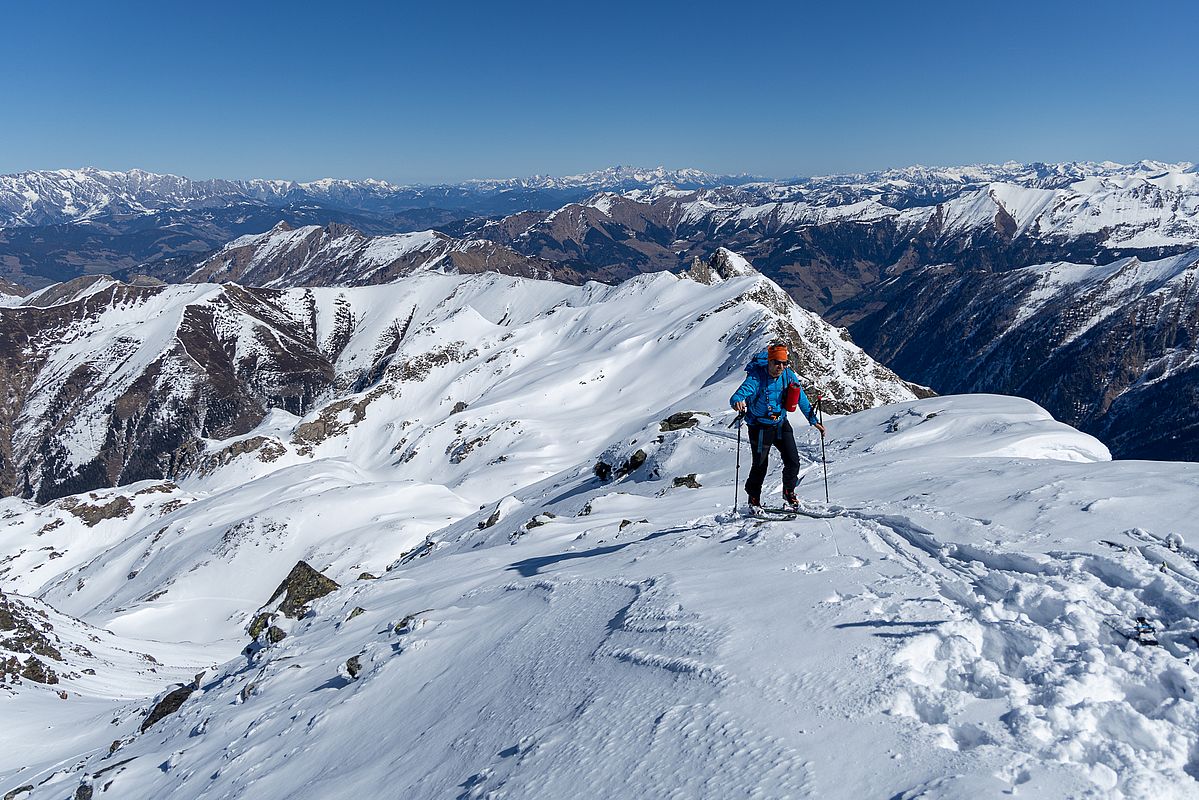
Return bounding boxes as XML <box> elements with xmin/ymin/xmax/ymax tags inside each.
<box><xmin>3</xmin><ymin>0</ymin><xmax>1196</xmax><ymax>184</ymax></box>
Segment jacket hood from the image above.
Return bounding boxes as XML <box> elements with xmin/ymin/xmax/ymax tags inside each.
<box><xmin>747</xmin><ymin>350</ymin><xmax>770</xmax><ymax>373</ymax></box>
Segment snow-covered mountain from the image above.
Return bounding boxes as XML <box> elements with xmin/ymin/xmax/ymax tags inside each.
<box><xmin>5</xmin><ymin>159</ymin><xmax>1199</xmax><ymax>461</ymax></box>
<box><xmin>461</xmin><ymin>160</ymin><xmax>1199</xmax><ymax>293</ymax></box>
<box><xmin>186</xmin><ymin>221</ymin><xmax>570</xmax><ymax>287</ymax></box>
<box><xmin>0</xmin><ymin>168</ymin><xmax>406</xmax><ymax>229</ymax></box>
<box><xmin>848</xmin><ymin>248</ymin><xmax>1199</xmax><ymax>461</ymax></box>
<box><xmin>0</xmin><ymin>166</ymin><xmax>751</xmax><ymax>230</ymax></box>
<box><xmin>462</xmin><ymin>165</ymin><xmax>757</xmax><ymax>192</ymax></box>
<box><xmin>2</xmin><ymin>243</ymin><xmax>1197</xmax><ymax>798</ymax></box>
<box><xmin>0</xmin><ymin>250</ymin><xmax>921</xmax><ymax>504</ymax></box>
<box><xmin>6</xmin><ymin>161</ymin><xmax>1192</xmax><ymax>233</ymax></box>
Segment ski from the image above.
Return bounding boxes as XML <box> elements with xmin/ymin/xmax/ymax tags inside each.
<box><xmin>759</xmin><ymin>505</ymin><xmax>843</xmax><ymax>519</ymax></box>
<box><xmin>743</xmin><ymin>506</ymin><xmax>799</xmax><ymax>521</ymax></box>
<box><xmin>1104</xmin><ymin>617</ymin><xmax>1159</xmax><ymax>646</ymax></box>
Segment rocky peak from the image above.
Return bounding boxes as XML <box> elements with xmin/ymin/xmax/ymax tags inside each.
<box><xmin>710</xmin><ymin>247</ymin><xmax>758</xmax><ymax>279</ymax></box>
<box><xmin>684</xmin><ymin>247</ymin><xmax>761</xmax><ymax>285</ymax></box>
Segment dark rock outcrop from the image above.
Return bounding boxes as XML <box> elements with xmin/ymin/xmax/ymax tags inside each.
<box><xmin>660</xmin><ymin>412</ymin><xmax>703</xmax><ymax>432</ymax></box>
<box><xmin>264</xmin><ymin>561</ymin><xmax>340</xmax><ymax>619</ymax></box>
<box><xmin>1</xmin><ymin>591</ymin><xmax>64</xmax><ymax>685</ymax></box>
<box><xmin>140</xmin><ymin>679</ymin><xmax>199</xmax><ymax>733</ymax></box>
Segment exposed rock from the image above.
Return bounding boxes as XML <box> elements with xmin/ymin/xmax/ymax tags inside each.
<box><xmin>266</xmin><ymin>626</ymin><xmax>287</xmax><ymax>644</ymax></box>
<box><xmin>619</xmin><ymin>518</ymin><xmax>649</xmax><ymax>530</ymax></box>
<box><xmin>525</xmin><ymin>512</ymin><xmax>557</xmax><ymax>530</ymax></box>
<box><xmin>357</xmin><ymin>572</ymin><xmax>378</xmax><ymax>581</ymax></box>
<box><xmin>347</xmin><ymin>607</ymin><xmax>366</xmax><ymax>621</ymax></box>
<box><xmin>1</xmin><ymin>592</ymin><xmax>64</xmax><ymax>670</ymax></box>
<box><xmin>133</xmin><ymin>482</ymin><xmax>176</xmax><ymax>495</ymax></box>
<box><xmin>344</xmin><ymin>656</ymin><xmax>362</xmax><ymax>680</ymax></box>
<box><xmin>447</xmin><ymin>435</ymin><xmax>488</xmax><ymax>464</ymax></box>
<box><xmin>247</xmin><ymin>612</ymin><xmax>273</xmax><ymax>640</ymax></box>
<box><xmin>292</xmin><ymin>385</ymin><xmax>389</xmax><ymax>456</ymax></box>
<box><xmin>263</xmin><ymin>561</ymin><xmax>340</xmax><ymax>619</ymax></box>
<box><xmin>60</xmin><ymin>496</ymin><xmax>134</xmax><ymax>527</ymax></box>
<box><xmin>593</xmin><ymin>461</ymin><xmax>613</xmax><ymax>481</ymax></box>
<box><xmin>622</xmin><ymin>449</ymin><xmax>647</xmax><ymax>475</ymax></box>
<box><xmin>450</xmin><ymin>401</ymin><xmax>469</xmax><ymax>414</ymax></box>
<box><xmin>20</xmin><ymin>656</ymin><xmax>58</xmax><ymax>684</ymax></box>
<box><xmin>683</xmin><ymin>255</ymin><xmax>717</xmax><ymax>285</ymax></box>
<box><xmin>660</xmin><ymin>412</ymin><xmax>704</xmax><ymax>432</ymax></box>
<box><xmin>394</xmin><ymin>610</ymin><xmax>432</xmax><ymax>635</ymax></box>
<box><xmin>75</xmin><ymin>785</ymin><xmax>93</xmax><ymax>800</ymax></box>
<box><xmin>36</xmin><ymin>518</ymin><xmax>64</xmax><ymax>536</ymax></box>
<box><xmin>477</xmin><ymin>506</ymin><xmax>503</xmax><ymax>530</ymax></box>
<box><xmin>140</xmin><ymin>679</ymin><xmax>199</xmax><ymax>733</ymax></box>
<box><xmin>672</xmin><ymin>474</ymin><xmax>702</xmax><ymax>489</ymax></box>
<box><xmin>4</xmin><ymin>785</ymin><xmax>33</xmax><ymax>800</ymax></box>
<box><xmin>198</xmin><ymin>436</ymin><xmax>287</xmax><ymax>475</ymax></box>
<box><xmin>388</xmin><ymin>342</ymin><xmax>478</xmax><ymax>384</ymax></box>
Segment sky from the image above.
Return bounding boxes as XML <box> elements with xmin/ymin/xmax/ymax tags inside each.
<box><xmin>2</xmin><ymin>0</ymin><xmax>1196</xmax><ymax>184</ymax></box>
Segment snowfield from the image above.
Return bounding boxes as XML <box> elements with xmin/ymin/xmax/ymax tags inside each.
<box><xmin>2</xmin><ymin>268</ymin><xmax>1198</xmax><ymax>799</ymax></box>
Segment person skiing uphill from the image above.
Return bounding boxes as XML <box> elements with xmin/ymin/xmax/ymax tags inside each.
<box><xmin>730</xmin><ymin>342</ymin><xmax>825</xmax><ymax>509</ymax></box>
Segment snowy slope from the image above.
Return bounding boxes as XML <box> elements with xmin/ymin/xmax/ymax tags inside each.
<box><xmin>0</xmin><ymin>261</ymin><xmax>921</xmax><ymax>639</ymax></box>
<box><xmin>4</xmin><ymin>391</ymin><xmax>1198</xmax><ymax>799</ymax></box>
<box><xmin>186</xmin><ymin>221</ymin><xmax>562</xmax><ymax>287</ymax></box>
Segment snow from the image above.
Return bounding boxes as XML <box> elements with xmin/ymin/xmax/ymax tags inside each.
<box><xmin>7</xmin><ymin>388</ymin><xmax>1199</xmax><ymax>799</ymax></box>
<box><xmin>2</xmin><ymin>260</ymin><xmax>1199</xmax><ymax>798</ymax></box>
<box><xmin>358</xmin><ymin>230</ymin><xmax>442</xmax><ymax>267</ymax></box>
<box><xmin>1006</xmin><ymin>249</ymin><xmax>1199</xmax><ymax>343</ymax></box>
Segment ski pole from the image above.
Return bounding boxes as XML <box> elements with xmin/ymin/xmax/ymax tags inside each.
<box><xmin>817</xmin><ymin>394</ymin><xmax>830</xmax><ymax>503</ymax></box>
<box><xmin>729</xmin><ymin>412</ymin><xmax>745</xmax><ymax>510</ymax></box>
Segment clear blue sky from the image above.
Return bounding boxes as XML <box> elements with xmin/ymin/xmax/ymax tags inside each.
<box><xmin>2</xmin><ymin>0</ymin><xmax>1196</xmax><ymax>183</ymax></box>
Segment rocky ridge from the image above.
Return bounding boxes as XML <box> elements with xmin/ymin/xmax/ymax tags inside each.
<box><xmin>0</xmin><ymin>251</ymin><xmax>921</xmax><ymax>503</ymax></box>
<box><xmin>186</xmin><ymin>221</ymin><xmax>575</xmax><ymax>287</ymax></box>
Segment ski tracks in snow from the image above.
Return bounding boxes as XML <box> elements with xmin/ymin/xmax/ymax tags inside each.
<box><xmin>832</xmin><ymin>503</ymin><xmax>1199</xmax><ymax>797</ymax></box>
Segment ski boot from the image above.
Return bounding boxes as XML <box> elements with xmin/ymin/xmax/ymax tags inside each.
<box><xmin>1133</xmin><ymin>616</ymin><xmax>1159</xmax><ymax>646</ymax></box>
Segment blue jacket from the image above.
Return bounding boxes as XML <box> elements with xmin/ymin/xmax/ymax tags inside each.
<box><xmin>730</xmin><ymin>351</ymin><xmax>819</xmax><ymax>427</ymax></box>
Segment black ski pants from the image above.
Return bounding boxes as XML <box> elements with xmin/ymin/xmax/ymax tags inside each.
<box><xmin>745</xmin><ymin>420</ymin><xmax>801</xmax><ymax>499</ymax></box>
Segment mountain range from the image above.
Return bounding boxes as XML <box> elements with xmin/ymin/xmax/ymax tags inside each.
<box><xmin>1</xmin><ymin>160</ymin><xmax>1197</xmax><ymax>462</ymax></box>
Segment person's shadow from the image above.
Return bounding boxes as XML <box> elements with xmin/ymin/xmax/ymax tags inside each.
<box><xmin>507</xmin><ymin>526</ymin><xmax>692</xmax><ymax>577</ymax></box>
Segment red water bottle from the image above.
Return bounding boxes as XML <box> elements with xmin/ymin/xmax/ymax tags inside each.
<box><xmin>783</xmin><ymin>384</ymin><xmax>801</xmax><ymax>412</ymax></box>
